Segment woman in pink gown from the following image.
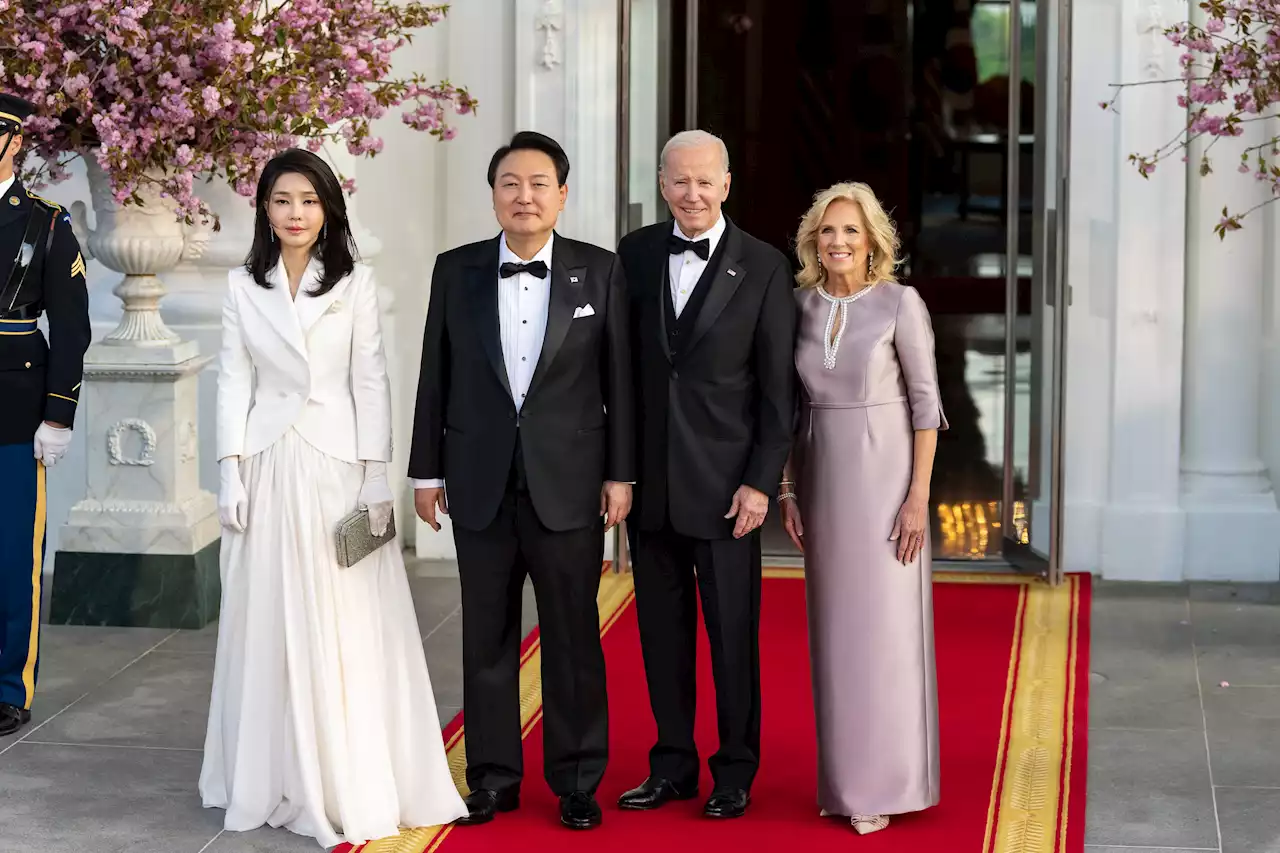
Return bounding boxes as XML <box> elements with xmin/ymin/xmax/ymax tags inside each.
<box><xmin>779</xmin><ymin>182</ymin><xmax>947</xmax><ymax>835</ymax></box>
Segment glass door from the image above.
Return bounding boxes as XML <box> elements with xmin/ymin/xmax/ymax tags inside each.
<box><xmin>617</xmin><ymin>0</ymin><xmax>674</xmax><ymax>239</ymax></box>
<box><xmin>998</xmin><ymin>0</ymin><xmax>1070</xmax><ymax>581</ymax></box>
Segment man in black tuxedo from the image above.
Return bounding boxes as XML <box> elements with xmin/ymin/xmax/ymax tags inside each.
<box><xmin>616</xmin><ymin>130</ymin><xmax>796</xmax><ymax>818</ymax></box>
<box><xmin>410</xmin><ymin>131</ymin><xmax>634</xmax><ymax>830</ymax></box>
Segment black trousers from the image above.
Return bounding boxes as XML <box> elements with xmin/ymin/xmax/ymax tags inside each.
<box><xmin>631</xmin><ymin>521</ymin><xmax>763</xmax><ymax>791</ymax></box>
<box><xmin>452</xmin><ymin>462</ymin><xmax>608</xmax><ymax>797</ymax></box>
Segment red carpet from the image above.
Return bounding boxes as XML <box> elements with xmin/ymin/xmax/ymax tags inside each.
<box><xmin>345</xmin><ymin>570</ymin><xmax>1089</xmax><ymax>853</ymax></box>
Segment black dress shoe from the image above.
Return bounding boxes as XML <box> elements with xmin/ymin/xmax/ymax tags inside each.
<box><xmin>0</xmin><ymin>703</ymin><xmax>30</xmax><ymax>738</ymax></box>
<box><xmin>617</xmin><ymin>776</ymin><xmax>699</xmax><ymax>810</ymax></box>
<box><xmin>703</xmin><ymin>787</ymin><xmax>750</xmax><ymax>818</ymax></box>
<box><xmin>559</xmin><ymin>791</ymin><xmax>602</xmax><ymax>830</ymax></box>
<box><xmin>456</xmin><ymin>788</ymin><xmax>519</xmax><ymax>825</ymax></box>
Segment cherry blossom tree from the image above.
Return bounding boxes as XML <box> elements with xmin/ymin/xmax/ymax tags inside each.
<box><xmin>0</xmin><ymin>0</ymin><xmax>477</xmax><ymax>223</ymax></box>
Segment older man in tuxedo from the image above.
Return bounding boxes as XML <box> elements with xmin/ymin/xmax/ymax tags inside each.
<box><xmin>616</xmin><ymin>130</ymin><xmax>796</xmax><ymax>819</ymax></box>
<box><xmin>410</xmin><ymin>131</ymin><xmax>634</xmax><ymax>830</ymax></box>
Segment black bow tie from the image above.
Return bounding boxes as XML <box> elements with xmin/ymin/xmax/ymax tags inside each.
<box><xmin>668</xmin><ymin>234</ymin><xmax>711</xmax><ymax>260</ymax></box>
<box><xmin>500</xmin><ymin>260</ymin><xmax>548</xmax><ymax>279</ymax></box>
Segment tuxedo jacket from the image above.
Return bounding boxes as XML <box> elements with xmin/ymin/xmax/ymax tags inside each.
<box><xmin>409</xmin><ymin>233</ymin><xmax>635</xmax><ymax>532</ymax></box>
<box><xmin>216</xmin><ymin>260</ymin><xmax>392</xmax><ymax>464</ymax></box>
<box><xmin>618</xmin><ymin>218</ymin><xmax>797</xmax><ymax>540</ymax></box>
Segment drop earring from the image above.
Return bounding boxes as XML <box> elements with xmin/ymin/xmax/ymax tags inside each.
<box><xmin>322</xmin><ymin>223</ymin><xmax>328</xmax><ymax>240</ymax></box>
<box><xmin>269</xmin><ymin>229</ymin><xmax>275</xmax><ymax>243</ymax></box>
<box><xmin>867</xmin><ymin>252</ymin><xmax>874</xmax><ymax>277</ymax></box>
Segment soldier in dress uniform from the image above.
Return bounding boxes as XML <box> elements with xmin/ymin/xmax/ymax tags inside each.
<box><xmin>0</xmin><ymin>93</ymin><xmax>91</xmax><ymax>737</ymax></box>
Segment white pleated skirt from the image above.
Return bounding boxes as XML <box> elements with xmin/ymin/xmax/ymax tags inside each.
<box><xmin>199</xmin><ymin>430</ymin><xmax>468</xmax><ymax>848</ymax></box>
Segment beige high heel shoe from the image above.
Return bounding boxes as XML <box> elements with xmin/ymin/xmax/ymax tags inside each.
<box><xmin>850</xmin><ymin>814</ymin><xmax>890</xmax><ymax>835</ymax></box>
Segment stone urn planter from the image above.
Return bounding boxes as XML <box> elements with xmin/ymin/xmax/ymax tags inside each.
<box><xmin>68</xmin><ymin>158</ymin><xmax>212</xmax><ymax>350</ymax></box>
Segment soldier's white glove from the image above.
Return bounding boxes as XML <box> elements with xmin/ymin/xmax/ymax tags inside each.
<box><xmin>358</xmin><ymin>460</ymin><xmax>395</xmax><ymax>537</ymax></box>
<box><xmin>33</xmin><ymin>422</ymin><xmax>72</xmax><ymax>468</ymax></box>
<box><xmin>218</xmin><ymin>457</ymin><xmax>249</xmax><ymax>533</ymax></box>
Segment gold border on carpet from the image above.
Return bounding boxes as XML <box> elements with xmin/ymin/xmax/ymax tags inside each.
<box><xmin>987</xmin><ymin>574</ymin><xmax>1080</xmax><ymax>853</ymax></box>
<box><xmin>360</xmin><ymin>567</ymin><xmax>1080</xmax><ymax>853</ymax></box>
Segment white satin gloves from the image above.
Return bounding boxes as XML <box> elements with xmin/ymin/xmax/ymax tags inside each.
<box><xmin>219</xmin><ymin>457</ymin><xmax>249</xmax><ymax>532</ymax></box>
<box><xmin>33</xmin><ymin>422</ymin><xmax>73</xmax><ymax>468</ymax></box>
<box><xmin>359</xmin><ymin>460</ymin><xmax>395</xmax><ymax>537</ymax></box>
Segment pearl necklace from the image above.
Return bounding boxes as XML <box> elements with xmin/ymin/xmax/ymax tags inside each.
<box><xmin>817</xmin><ymin>282</ymin><xmax>879</xmax><ymax>370</ymax></box>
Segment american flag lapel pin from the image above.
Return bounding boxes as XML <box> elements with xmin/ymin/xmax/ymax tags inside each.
<box><xmin>727</xmin><ymin>269</ymin><xmax>737</xmax><ymax>277</ymax></box>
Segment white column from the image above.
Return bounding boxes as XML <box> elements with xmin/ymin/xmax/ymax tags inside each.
<box><xmin>1264</xmin><ymin>159</ymin><xmax>1280</xmax><ymax>500</ymax></box>
<box><xmin>1095</xmin><ymin>0</ymin><xmax>1189</xmax><ymax>580</ymax></box>
<box><xmin>1180</xmin><ymin>78</ymin><xmax>1280</xmax><ymax>579</ymax></box>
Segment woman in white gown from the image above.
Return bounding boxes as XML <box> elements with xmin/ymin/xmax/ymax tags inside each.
<box><xmin>200</xmin><ymin>148</ymin><xmax>468</xmax><ymax>848</ymax></box>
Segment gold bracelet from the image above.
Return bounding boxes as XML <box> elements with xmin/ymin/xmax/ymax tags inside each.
<box><xmin>778</xmin><ymin>491</ymin><xmax>797</xmax><ymax>502</ymax></box>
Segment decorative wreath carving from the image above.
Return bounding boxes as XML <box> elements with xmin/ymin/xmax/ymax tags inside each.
<box><xmin>107</xmin><ymin>418</ymin><xmax>158</xmax><ymax>467</ymax></box>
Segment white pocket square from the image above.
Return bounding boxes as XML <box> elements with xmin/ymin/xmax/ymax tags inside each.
<box><xmin>573</xmin><ymin>304</ymin><xmax>595</xmax><ymax>319</ymax></box>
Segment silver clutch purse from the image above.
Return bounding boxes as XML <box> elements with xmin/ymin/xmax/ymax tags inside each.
<box><xmin>335</xmin><ymin>507</ymin><xmax>396</xmax><ymax>568</ymax></box>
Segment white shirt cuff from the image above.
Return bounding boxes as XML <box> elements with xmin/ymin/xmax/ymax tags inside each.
<box><xmin>412</xmin><ymin>478</ymin><xmax>445</xmax><ymax>489</ymax></box>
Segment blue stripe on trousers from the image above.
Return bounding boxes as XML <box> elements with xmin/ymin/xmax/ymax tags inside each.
<box><xmin>0</xmin><ymin>442</ymin><xmax>44</xmax><ymax>710</ymax></box>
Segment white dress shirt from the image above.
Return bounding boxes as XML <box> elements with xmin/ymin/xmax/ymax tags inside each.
<box><xmin>412</xmin><ymin>234</ymin><xmax>555</xmax><ymax>491</ymax></box>
<box><xmin>668</xmin><ymin>214</ymin><xmax>726</xmax><ymax>318</ymax></box>
<box><xmin>498</xmin><ymin>233</ymin><xmax>554</xmax><ymax>412</ymax></box>
<box><xmin>0</xmin><ymin>175</ymin><xmax>15</xmax><ymax>198</ymax></box>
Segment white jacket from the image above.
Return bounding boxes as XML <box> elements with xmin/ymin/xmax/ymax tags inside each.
<box><xmin>216</xmin><ymin>259</ymin><xmax>392</xmax><ymax>464</ymax></box>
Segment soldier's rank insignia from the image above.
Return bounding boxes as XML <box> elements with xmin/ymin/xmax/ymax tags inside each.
<box><xmin>71</xmin><ymin>252</ymin><xmax>86</xmax><ymax>278</ymax></box>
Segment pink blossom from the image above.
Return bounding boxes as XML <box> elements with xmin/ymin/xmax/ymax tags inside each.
<box><xmin>3</xmin><ymin>0</ymin><xmax>476</xmax><ymax>222</ymax></box>
<box><xmin>1120</xmin><ymin>0</ymin><xmax>1280</xmax><ymax>232</ymax></box>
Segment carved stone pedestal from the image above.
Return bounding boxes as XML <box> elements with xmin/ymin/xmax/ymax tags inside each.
<box><xmin>49</xmin><ymin>340</ymin><xmax>220</xmax><ymax>628</ymax></box>
<box><xmin>51</xmin><ymin>160</ymin><xmax>221</xmax><ymax>627</ymax></box>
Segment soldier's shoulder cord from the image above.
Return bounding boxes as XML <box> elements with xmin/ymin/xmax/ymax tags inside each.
<box><xmin>24</xmin><ymin>189</ymin><xmax>64</xmax><ymax>214</ymax></box>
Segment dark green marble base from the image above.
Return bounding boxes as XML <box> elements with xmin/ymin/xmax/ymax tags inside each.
<box><xmin>49</xmin><ymin>541</ymin><xmax>221</xmax><ymax>629</ymax></box>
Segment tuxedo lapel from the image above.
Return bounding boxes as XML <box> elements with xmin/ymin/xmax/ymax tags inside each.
<box><xmin>684</xmin><ymin>221</ymin><xmax>745</xmax><ymax>354</ymax></box>
<box><xmin>241</xmin><ymin>259</ymin><xmax>307</xmax><ymax>360</ymax></box>
<box><xmin>465</xmin><ymin>237</ymin><xmax>514</xmax><ymax>402</ymax></box>
<box><xmin>653</xmin><ymin>231</ymin><xmax>674</xmax><ymax>363</ymax></box>
<box><xmin>527</xmin><ymin>236</ymin><xmax>584</xmax><ymax>401</ymax></box>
